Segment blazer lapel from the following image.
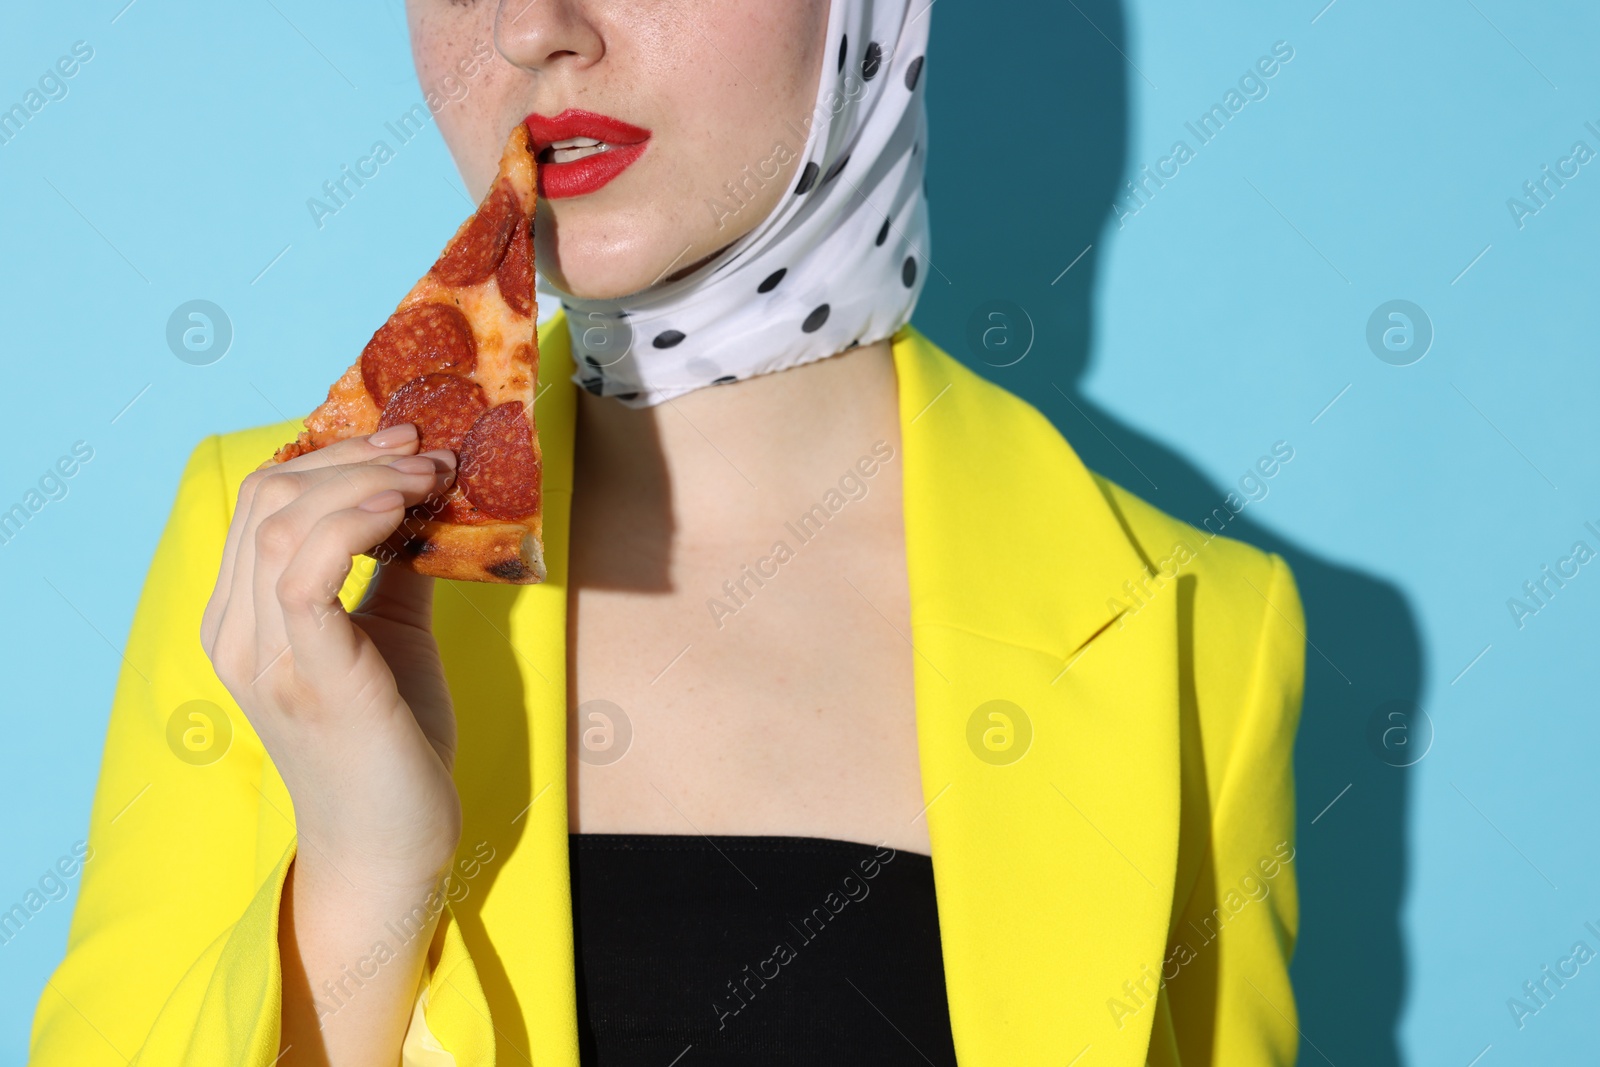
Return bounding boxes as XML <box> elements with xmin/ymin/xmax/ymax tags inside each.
<box><xmin>894</xmin><ymin>326</ymin><xmax>1182</xmax><ymax>1064</ymax></box>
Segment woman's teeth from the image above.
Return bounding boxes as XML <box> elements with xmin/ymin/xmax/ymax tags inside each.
<box><xmin>548</xmin><ymin>138</ymin><xmax>610</xmax><ymax>164</ymax></box>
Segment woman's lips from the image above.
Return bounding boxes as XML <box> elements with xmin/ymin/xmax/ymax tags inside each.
<box><xmin>524</xmin><ymin>109</ymin><xmax>651</xmax><ymax>199</ymax></box>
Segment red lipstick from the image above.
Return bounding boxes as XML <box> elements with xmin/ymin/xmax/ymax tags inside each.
<box><xmin>524</xmin><ymin>109</ymin><xmax>652</xmax><ymax>199</ymax></box>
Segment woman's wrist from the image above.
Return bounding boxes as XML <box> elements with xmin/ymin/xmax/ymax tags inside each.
<box><xmin>291</xmin><ymin>830</ymin><xmax>462</xmax><ymax>914</ymax></box>
<box><xmin>287</xmin><ymin>786</ymin><xmax>463</xmax><ymax>898</ymax></box>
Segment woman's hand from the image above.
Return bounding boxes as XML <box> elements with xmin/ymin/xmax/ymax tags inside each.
<box><xmin>201</xmin><ymin>421</ymin><xmax>464</xmax><ymax>892</ymax></box>
<box><xmin>201</xmin><ymin>422</ymin><xmax>470</xmax><ymax>1064</ymax></box>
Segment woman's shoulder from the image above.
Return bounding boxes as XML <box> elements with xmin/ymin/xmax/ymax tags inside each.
<box><xmin>899</xmin><ymin>326</ymin><xmax>1300</xmax><ymax>625</ymax></box>
<box><xmin>1090</xmin><ymin>470</ymin><xmax>1300</xmax><ymax>618</ymax></box>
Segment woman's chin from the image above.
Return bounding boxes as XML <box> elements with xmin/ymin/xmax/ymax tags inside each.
<box><xmin>544</xmin><ymin>272</ymin><xmax>647</xmax><ymax>302</ymax></box>
<box><xmin>536</xmin><ymin>198</ymin><xmax>750</xmax><ymax>302</ymax></box>
<box><xmin>539</xmin><ymin>252</ymin><xmax>689</xmax><ymax>303</ymax></box>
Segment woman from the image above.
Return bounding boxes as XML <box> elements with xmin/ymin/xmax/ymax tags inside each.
<box><xmin>30</xmin><ymin>0</ymin><xmax>1307</xmax><ymax>1064</ymax></box>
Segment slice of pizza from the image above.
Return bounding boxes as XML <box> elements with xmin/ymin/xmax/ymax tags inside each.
<box><xmin>271</xmin><ymin>123</ymin><xmax>545</xmax><ymax>585</ymax></box>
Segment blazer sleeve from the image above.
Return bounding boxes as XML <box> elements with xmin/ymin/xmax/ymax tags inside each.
<box><xmin>24</xmin><ymin>438</ymin><xmax>302</xmax><ymax>1062</ymax></box>
<box><xmin>25</xmin><ymin>435</ymin><xmax>449</xmax><ymax>1064</ymax></box>
<box><xmin>1157</xmin><ymin>552</ymin><xmax>1307</xmax><ymax>1067</ymax></box>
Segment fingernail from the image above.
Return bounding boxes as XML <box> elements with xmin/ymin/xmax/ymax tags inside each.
<box><xmin>420</xmin><ymin>448</ymin><xmax>458</xmax><ymax>469</ymax></box>
<box><xmin>370</xmin><ymin>423</ymin><xmax>417</xmax><ymax>448</ymax></box>
<box><xmin>390</xmin><ymin>456</ymin><xmax>436</xmax><ymax>474</ymax></box>
<box><xmin>358</xmin><ymin>489</ymin><xmax>405</xmax><ymax>512</ymax></box>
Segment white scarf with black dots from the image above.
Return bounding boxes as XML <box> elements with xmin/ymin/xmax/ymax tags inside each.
<box><xmin>537</xmin><ymin>0</ymin><xmax>932</xmax><ymax>408</ymax></box>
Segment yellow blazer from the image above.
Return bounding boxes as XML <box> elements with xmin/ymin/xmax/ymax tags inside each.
<box><xmin>30</xmin><ymin>315</ymin><xmax>1306</xmax><ymax>1066</ymax></box>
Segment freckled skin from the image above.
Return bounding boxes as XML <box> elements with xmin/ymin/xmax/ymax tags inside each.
<box><xmin>405</xmin><ymin>0</ymin><xmax>830</xmax><ymax>299</ymax></box>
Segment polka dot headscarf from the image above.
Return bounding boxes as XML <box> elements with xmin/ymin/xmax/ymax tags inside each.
<box><xmin>539</xmin><ymin>0</ymin><xmax>933</xmax><ymax>408</ymax></box>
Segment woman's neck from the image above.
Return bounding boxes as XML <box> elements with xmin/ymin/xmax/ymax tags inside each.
<box><xmin>569</xmin><ymin>337</ymin><xmax>902</xmax><ymax>588</ymax></box>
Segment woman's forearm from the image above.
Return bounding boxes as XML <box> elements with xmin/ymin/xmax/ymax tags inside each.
<box><xmin>278</xmin><ymin>851</ymin><xmax>446</xmax><ymax>1067</ymax></box>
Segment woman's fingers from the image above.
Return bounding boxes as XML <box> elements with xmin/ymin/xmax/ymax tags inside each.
<box><xmin>274</xmin><ymin>494</ymin><xmax>430</xmax><ymax>681</ymax></box>
<box><xmin>217</xmin><ymin>440</ymin><xmax>435</xmax><ymax>663</ymax></box>
<box><xmin>203</xmin><ymin>425</ymin><xmax>422</xmax><ymax>652</ymax></box>
<box><xmin>246</xmin><ymin>451</ymin><xmax>456</xmax><ymax>669</ymax></box>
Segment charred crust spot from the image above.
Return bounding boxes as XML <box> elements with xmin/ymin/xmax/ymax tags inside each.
<box><xmin>488</xmin><ymin>558</ymin><xmax>530</xmax><ymax>581</ymax></box>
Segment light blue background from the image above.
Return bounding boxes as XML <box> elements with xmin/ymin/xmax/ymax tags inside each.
<box><xmin>3</xmin><ymin>1</ymin><xmax>1596</xmax><ymax>1064</ymax></box>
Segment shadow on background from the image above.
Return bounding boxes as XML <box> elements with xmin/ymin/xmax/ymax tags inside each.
<box><xmin>917</xmin><ymin>3</ymin><xmax>1419</xmax><ymax>1063</ymax></box>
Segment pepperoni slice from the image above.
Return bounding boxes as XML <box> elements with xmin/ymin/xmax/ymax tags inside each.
<box><xmin>496</xmin><ymin>213</ymin><xmax>533</xmax><ymax>318</ymax></box>
<box><xmin>360</xmin><ymin>303</ymin><xmax>477</xmax><ymax>407</ymax></box>
<box><xmin>376</xmin><ymin>373</ymin><xmax>489</xmax><ymax>454</ymax></box>
<box><xmin>459</xmin><ymin>401</ymin><xmax>541</xmax><ymax>520</ymax></box>
<box><xmin>431</xmin><ymin>179</ymin><xmax>519</xmax><ymax>287</ymax></box>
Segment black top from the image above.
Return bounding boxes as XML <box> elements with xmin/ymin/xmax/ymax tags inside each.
<box><xmin>568</xmin><ymin>833</ymin><xmax>959</xmax><ymax>1066</ymax></box>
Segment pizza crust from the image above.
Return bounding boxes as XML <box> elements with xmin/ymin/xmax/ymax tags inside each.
<box><xmin>376</xmin><ymin>516</ymin><xmax>546</xmax><ymax>585</ymax></box>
